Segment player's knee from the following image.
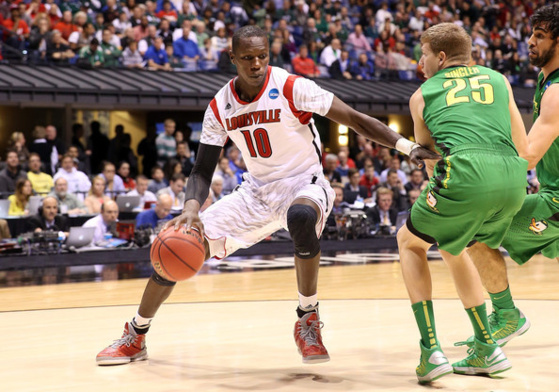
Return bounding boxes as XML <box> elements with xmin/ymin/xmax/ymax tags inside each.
<box><xmin>287</xmin><ymin>204</ymin><xmax>320</xmax><ymax>259</ymax></box>
<box><xmin>151</xmin><ymin>271</ymin><xmax>177</xmax><ymax>287</ymax></box>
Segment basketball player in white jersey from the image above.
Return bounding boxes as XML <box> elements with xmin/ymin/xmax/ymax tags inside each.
<box><xmin>97</xmin><ymin>26</ymin><xmax>439</xmax><ymax>365</ymax></box>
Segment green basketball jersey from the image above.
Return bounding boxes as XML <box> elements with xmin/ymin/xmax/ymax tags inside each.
<box><xmin>421</xmin><ymin>65</ymin><xmax>516</xmax><ymax>156</ymax></box>
<box><xmin>533</xmin><ymin>68</ymin><xmax>559</xmax><ymax>191</ymax></box>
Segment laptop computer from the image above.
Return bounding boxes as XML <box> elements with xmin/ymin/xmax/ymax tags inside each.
<box><xmin>27</xmin><ymin>195</ymin><xmax>43</xmax><ymax>215</ymax></box>
<box><xmin>66</xmin><ymin>226</ymin><xmax>96</xmax><ymax>248</ymax></box>
<box><xmin>0</xmin><ymin>199</ymin><xmax>10</xmax><ymax>218</ymax></box>
<box><xmin>116</xmin><ymin>195</ymin><xmax>141</xmax><ymax>212</ymax></box>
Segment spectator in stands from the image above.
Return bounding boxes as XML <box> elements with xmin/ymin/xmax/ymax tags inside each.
<box><xmin>329</xmin><ymin>49</ymin><xmax>353</xmax><ymax>80</ymax></box>
<box><xmin>323</xmin><ymin>153</ymin><xmax>342</xmax><ymax>183</ymax></box>
<box><xmin>194</xmin><ymin>21</ymin><xmax>209</xmax><ymax>49</ymax></box>
<box><xmin>53</xmin><ymin>10</ymin><xmax>78</xmax><ymax>43</ymax></box>
<box><xmin>88</xmin><ymin>121</ymin><xmax>109</xmax><ymax>174</ymax></box>
<box><xmin>366</xmin><ymin>187</ymin><xmax>398</xmax><ymax>229</ymax></box>
<box><xmin>0</xmin><ymin>150</ymin><xmax>27</xmax><ymax>195</ymax></box>
<box><xmin>79</xmin><ymin>38</ymin><xmax>105</xmax><ymax>67</ymax></box>
<box><xmin>7</xmin><ymin>131</ymin><xmax>29</xmax><ymax>164</ymax></box>
<box><xmin>359</xmin><ymin>164</ymin><xmax>379</xmax><ymax>198</ymax></box>
<box><xmin>28</xmin><ymin>16</ymin><xmax>51</xmax><ymax>63</ymax></box>
<box><xmin>116</xmin><ymin>134</ymin><xmax>138</xmax><ymax>175</ymax></box>
<box><xmin>138</xmin><ymin>25</ymin><xmax>158</xmax><ymax>55</ymax></box>
<box><xmin>145</xmin><ymin>36</ymin><xmax>171</xmax><ymax>70</ymax></box>
<box><xmin>113</xmin><ymin>12</ymin><xmax>132</xmax><ymax>35</ymax></box>
<box><xmin>176</xmin><ymin>141</ymin><xmax>193</xmax><ymax>177</ymax></box>
<box><xmin>127</xmin><ymin>174</ymin><xmax>157</xmax><ymax>206</ymax></box>
<box><xmin>407</xmin><ymin>188</ymin><xmax>421</xmax><ymax>207</ymax></box>
<box><xmin>49</xmin><ymin>177</ymin><xmax>87</xmax><ymax>215</ymax></box>
<box><xmin>172</xmin><ymin>19</ymin><xmax>197</xmax><ymax>42</ymax></box>
<box><xmin>173</xmin><ymin>25</ymin><xmax>200</xmax><ymax>67</ymax></box>
<box><xmin>100</xmin><ymin>28</ymin><xmax>122</xmax><ymax>67</ymax></box>
<box><xmin>83</xmin><ymin>199</ymin><xmax>119</xmax><ymax>244</ymax></box>
<box><xmin>122</xmin><ymin>40</ymin><xmax>144</xmax><ymax>68</ymax></box>
<box><xmin>166</xmin><ymin>44</ymin><xmax>183</xmax><ymax>68</ymax></box>
<box><xmin>351</xmin><ymin>53</ymin><xmax>375</xmax><ymax>80</ymax></box>
<box><xmin>117</xmin><ymin>161</ymin><xmax>136</xmax><ymax>191</ymax></box>
<box><xmin>45</xmin><ymin>124</ymin><xmax>65</xmax><ymax>166</ymax></box>
<box><xmin>215</xmin><ymin>156</ymin><xmax>237</xmax><ymax>195</ymax></box>
<box><xmin>53</xmin><ymin>154</ymin><xmax>91</xmax><ymax>200</ymax></box>
<box><xmin>343</xmin><ymin>168</ymin><xmax>369</xmax><ymax>204</ymax></box>
<box><xmin>335</xmin><ymin>150</ymin><xmax>352</xmax><ymax>182</ymax></box>
<box><xmin>319</xmin><ymin>38</ymin><xmax>342</xmax><ymax>67</ymax></box>
<box><xmin>163</xmin><ymin>158</ymin><xmax>182</xmax><ymax>184</ymax></box>
<box><xmin>3</xmin><ymin>5</ymin><xmax>30</xmax><ymax>50</ymax></box>
<box><xmin>46</xmin><ymin>30</ymin><xmax>75</xmax><ymax>64</ymax></box>
<box><xmin>269</xmin><ymin>40</ymin><xmax>286</xmax><ymax>69</ymax></box>
<box><xmin>156</xmin><ymin>0</ymin><xmax>177</xmax><ymax>24</ymax></box>
<box><xmin>292</xmin><ymin>44</ymin><xmax>319</xmax><ymax>77</ymax></box>
<box><xmin>84</xmin><ymin>176</ymin><xmax>111</xmax><ymax>214</ymax></box>
<box><xmin>8</xmin><ymin>178</ymin><xmax>32</xmax><ymax>216</ymax></box>
<box><xmin>404</xmin><ymin>168</ymin><xmax>426</xmax><ymax>194</ymax></box>
<box><xmin>226</xmin><ymin>145</ymin><xmax>246</xmax><ymax>183</ymax></box>
<box><xmin>156</xmin><ymin>118</ymin><xmax>177</xmax><ymax>166</ymax></box>
<box><xmin>100</xmin><ymin>161</ymin><xmax>125</xmax><ymax>198</ymax></box>
<box><xmin>133</xmin><ymin>15</ymin><xmax>150</xmax><ymax>42</ymax></box>
<box><xmin>108</xmin><ymin>124</ymin><xmax>125</xmax><ymax>164</ymax></box>
<box><xmin>148</xmin><ymin>166</ymin><xmax>167</xmax><ymax>194</ymax></box>
<box><xmin>379</xmin><ymin>156</ymin><xmax>408</xmax><ymax>185</ymax></box>
<box><xmin>380</xmin><ymin>169</ymin><xmax>408</xmax><ymax>212</ymax></box>
<box><xmin>68</xmin><ymin>22</ymin><xmax>95</xmax><ymax>52</ymax></box>
<box><xmin>157</xmin><ymin>18</ymin><xmax>174</xmax><ymax>46</ymax></box>
<box><xmin>156</xmin><ymin>172</ymin><xmax>185</xmax><ymax>210</ymax></box>
<box><xmin>135</xmin><ymin>193</ymin><xmax>173</xmax><ymax>229</ymax></box>
<box><xmin>27</xmin><ymin>152</ymin><xmax>53</xmax><ymax>195</ymax></box>
<box><xmin>211</xmin><ymin>27</ymin><xmax>229</xmax><ymax>52</ymax></box>
<box><xmin>29</xmin><ymin>126</ymin><xmax>53</xmax><ymax>174</ymax></box>
<box><xmin>346</xmin><ymin>24</ymin><xmax>371</xmax><ymax>54</ymax></box>
<box><xmin>26</xmin><ymin>196</ymin><xmax>69</xmax><ymax>233</ymax></box>
<box><xmin>210</xmin><ymin>174</ymin><xmax>224</xmax><ymax>202</ymax></box>
<box><xmin>71</xmin><ymin>123</ymin><xmax>89</xmax><ymax>168</ymax></box>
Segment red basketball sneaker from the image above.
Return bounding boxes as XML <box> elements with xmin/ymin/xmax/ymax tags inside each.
<box><xmin>294</xmin><ymin>312</ymin><xmax>330</xmax><ymax>364</ymax></box>
<box><xmin>96</xmin><ymin>322</ymin><xmax>148</xmax><ymax>365</ymax></box>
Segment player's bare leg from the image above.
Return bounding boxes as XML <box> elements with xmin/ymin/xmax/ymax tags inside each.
<box><xmin>460</xmin><ymin>242</ymin><xmax>530</xmax><ymax>347</ymax></box>
<box><xmin>96</xmin><ymin>242</ymin><xmax>211</xmax><ymax>365</ymax></box>
<box><xmin>290</xmin><ymin>197</ymin><xmax>329</xmax><ymax>363</ymax></box>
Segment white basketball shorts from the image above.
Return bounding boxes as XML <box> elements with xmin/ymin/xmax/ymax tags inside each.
<box><xmin>200</xmin><ymin>171</ymin><xmax>335</xmax><ymax>259</ymax></box>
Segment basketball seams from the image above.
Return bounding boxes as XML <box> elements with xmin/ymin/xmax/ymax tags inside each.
<box><xmin>157</xmin><ymin>236</ymin><xmax>177</xmax><ymax>281</ymax></box>
<box><xmin>160</xmin><ymin>239</ymin><xmax>199</xmax><ymax>273</ymax></box>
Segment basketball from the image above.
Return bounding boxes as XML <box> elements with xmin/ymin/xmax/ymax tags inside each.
<box><xmin>150</xmin><ymin>227</ymin><xmax>206</xmax><ymax>282</ymax></box>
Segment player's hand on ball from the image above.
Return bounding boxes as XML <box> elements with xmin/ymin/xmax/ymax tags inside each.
<box><xmin>164</xmin><ymin>200</ymin><xmax>206</xmax><ymax>237</ymax></box>
<box><xmin>409</xmin><ymin>146</ymin><xmax>440</xmax><ymax>169</ymax></box>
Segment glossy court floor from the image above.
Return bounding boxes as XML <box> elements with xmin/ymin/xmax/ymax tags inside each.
<box><xmin>1</xmin><ymin>249</ymin><xmax>558</xmax><ymax>392</ymax></box>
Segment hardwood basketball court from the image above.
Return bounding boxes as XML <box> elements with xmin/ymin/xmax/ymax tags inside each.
<box><xmin>1</xmin><ymin>251</ymin><xmax>558</xmax><ymax>391</ymax></box>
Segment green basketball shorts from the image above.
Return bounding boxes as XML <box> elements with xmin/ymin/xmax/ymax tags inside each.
<box><xmin>408</xmin><ymin>144</ymin><xmax>528</xmax><ymax>256</ymax></box>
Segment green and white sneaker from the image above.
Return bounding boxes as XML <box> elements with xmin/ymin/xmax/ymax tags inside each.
<box><xmin>416</xmin><ymin>340</ymin><xmax>453</xmax><ymax>383</ymax></box>
<box><xmin>455</xmin><ymin>307</ymin><xmax>531</xmax><ymax>348</ymax></box>
<box><xmin>452</xmin><ymin>338</ymin><xmax>511</xmax><ymax>376</ymax></box>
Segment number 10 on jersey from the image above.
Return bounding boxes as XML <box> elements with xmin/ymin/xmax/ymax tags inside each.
<box><xmin>241</xmin><ymin>128</ymin><xmax>273</xmax><ymax>158</ymax></box>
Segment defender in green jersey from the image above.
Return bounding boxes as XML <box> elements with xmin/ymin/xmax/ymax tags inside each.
<box><xmin>397</xmin><ymin>23</ymin><xmax>529</xmax><ymax>382</ymax></box>
<box><xmin>462</xmin><ymin>3</ymin><xmax>559</xmax><ymax>349</ymax></box>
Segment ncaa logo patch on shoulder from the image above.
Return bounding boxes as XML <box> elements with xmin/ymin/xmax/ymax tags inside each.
<box><xmin>269</xmin><ymin>88</ymin><xmax>279</xmax><ymax>99</ymax></box>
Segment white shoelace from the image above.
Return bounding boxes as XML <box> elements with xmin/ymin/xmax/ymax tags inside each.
<box><xmin>110</xmin><ymin>332</ymin><xmax>136</xmax><ymax>348</ymax></box>
<box><xmin>299</xmin><ymin>319</ymin><xmax>324</xmax><ymax>347</ymax></box>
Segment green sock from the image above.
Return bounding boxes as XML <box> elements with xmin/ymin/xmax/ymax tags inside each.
<box><xmin>412</xmin><ymin>300</ymin><xmax>438</xmax><ymax>349</ymax></box>
<box><xmin>466</xmin><ymin>303</ymin><xmax>494</xmax><ymax>344</ymax></box>
<box><xmin>489</xmin><ymin>286</ymin><xmax>515</xmax><ymax>310</ymax></box>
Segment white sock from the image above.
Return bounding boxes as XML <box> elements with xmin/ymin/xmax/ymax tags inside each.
<box><xmin>298</xmin><ymin>292</ymin><xmax>318</xmax><ymax>309</ymax></box>
<box><xmin>133</xmin><ymin>313</ymin><xmax>153</xmax><ymax>327</ymax></box>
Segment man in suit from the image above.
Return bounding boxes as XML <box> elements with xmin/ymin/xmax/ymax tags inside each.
<box><xmin>366</xmin><ymin>187</ymin><xmax>398</xmax><ymax>229</ymax></box>
<box><xmin>343</xmin><ymin>168</ymin><xmax>369</xmax><ymax>204</ymax></box>
<box><xmin>26</xmin><ymin>196</ymin><xmax>69</xmax><ymax>233</ymax></box>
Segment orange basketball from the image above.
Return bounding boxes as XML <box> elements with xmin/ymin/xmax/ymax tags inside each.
<box><xmin>150</xmin><ymin>227</ymin><xmax>206</xmax><ymax>282</ymax></box>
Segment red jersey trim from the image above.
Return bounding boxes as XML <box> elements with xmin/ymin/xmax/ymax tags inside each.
<box><xmin>283</xmin><ymin>75</ymin><xmax>313</xmax><ymax>124</ymax></box>
<box><xmin>209</xmin><ymin>98</ymin><xmax>224</xmax><ymax>128</ymax></box>
<box><xmin>229</xmin><ymin>66</ymin><xmax>272</xmax><ymax>105</ymax></box>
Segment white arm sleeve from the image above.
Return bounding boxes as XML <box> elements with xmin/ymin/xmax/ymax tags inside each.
<box><xmin>291</xmin><ymin>77</ymin><xmax>334</xmax><ymax>116</ymax></box>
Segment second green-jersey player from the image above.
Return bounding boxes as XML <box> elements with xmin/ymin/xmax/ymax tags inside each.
<box><xmin>501</xmin><ymin>68</ymin><xmax>559</xmax><ymax>263</ymax></box>
<box><xmin>409</xmin><ymin>65</ymin><xmax>528</xmax><ymax>255</ymax></box>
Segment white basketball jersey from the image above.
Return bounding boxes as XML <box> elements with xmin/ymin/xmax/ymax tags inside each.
<box><xmin>200</xmin><ymin>66</ymin><xmax>334</xmax><ymax>185</ymax></box>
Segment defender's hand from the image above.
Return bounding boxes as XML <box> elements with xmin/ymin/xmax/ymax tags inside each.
<box><xmin>410</xmin><ymin>147</ymin><xmax>441</xmax><ymax>169</ymax></box>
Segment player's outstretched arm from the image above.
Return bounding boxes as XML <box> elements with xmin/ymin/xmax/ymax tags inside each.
<box><xmin>164</xmin><ymin>143</ymin><xmax>222</xmax><ymax>235</ymax></box>
<box><xmin>524</xmin><ymin>84</ymin><xmax>559</xmax><ymax>169</ymax></box>
<box><xmin>325</xmin><ymin>95</ymin><xmax>440</xmax><ymax>166</ymax></box>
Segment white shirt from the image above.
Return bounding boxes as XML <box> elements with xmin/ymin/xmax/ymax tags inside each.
<box><xmin>83</xmin><ymin>214</ymin><xmax>110</xmax><ymax>244</ymax></box>
<box><xmin>319</xmin><ymin>45</ymin><xmax>341</xmax><ymax>67</ymax></box>
<box><xmin>201</xmin><ymin>66</ymin><xmax>334</xmax><ymax>185</ymax></box>
<box><xmin>127</xmin><ymin>188</ymin><xmax>157</xmax><ymax>206</ymax></box>
<box><xmin>172</xmin><ymin>29</ymin><xmax>197</xmax><ymax>42</ymax></box>
<box><xmin>53</xmin><ymin>168</ymin><xmax>91</xmax><ymax>200</ymax></box>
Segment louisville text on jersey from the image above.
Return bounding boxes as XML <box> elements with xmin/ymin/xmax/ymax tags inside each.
<box><xmin>226</xmin><ymin>109</ymin><xmax>281</xmax><ymax>131</ymax></box>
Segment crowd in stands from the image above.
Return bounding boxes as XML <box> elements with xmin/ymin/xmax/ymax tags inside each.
<box><xmin>0</xmin><ymin>0</ymin><xmax>552</xmax><ymax>85</ymax></box>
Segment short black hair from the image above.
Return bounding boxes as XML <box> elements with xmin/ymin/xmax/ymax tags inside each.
<box><xmin>232</xmin><ymin>25</ymin><xmax>268</xmax><ymax>53</ymax></box>
<box><xmin>531</xmin><ymin>3</ymin><xmax>559</xmax><ymax>40</ymax></box>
